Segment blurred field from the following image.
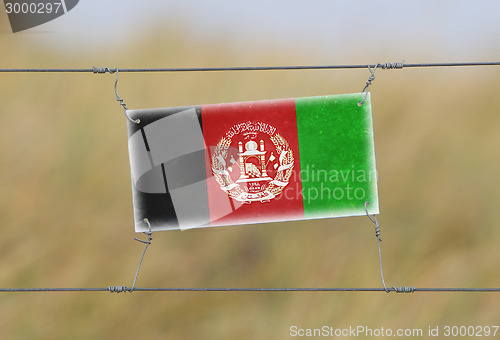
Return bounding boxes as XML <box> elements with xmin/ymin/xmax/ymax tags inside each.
<box><xmin>1</xmin><ymin>19</ymin><xmax>500</xmax><ymax>340</ymax></box>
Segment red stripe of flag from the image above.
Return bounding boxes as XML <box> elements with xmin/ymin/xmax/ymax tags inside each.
<box><xmin>201</xmin><ymin>99</ymin><xmax>304</xmax><ymax>226</ymax></box>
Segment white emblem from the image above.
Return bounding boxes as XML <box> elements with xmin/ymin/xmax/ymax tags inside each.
<box><xmin>211</xmin><ymin>121</ymin><xmax>294</xmax><ymax>204</ymax></box>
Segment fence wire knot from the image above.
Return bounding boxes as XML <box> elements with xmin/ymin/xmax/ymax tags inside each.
<box><xmin>365</xmin><ymin>201</ymin><xmax>382</xmax><ymax>242</ymax></box>
<box><xmin>392</xmin><ymin>286</ymin><xmax>415</xmax><ymax>293</ymax></box>
<box><xmin>358</xmin><ymin>61</ymin><xmax>404</xmax><ymax>106</ymax></box>
<box><xmin>92</xmin><ymin>66</ymin><xmax>115</xmax><ymax>74</ymax></box>
<box><xmin>357</xmin><ymin>64</ymin><xmax>378</xmax><ymax>106</ymax></box>
<box><xmin>380</xmin><ymin>61</ymin><xmax>405</xmax><ymax>69</ymax></box>
<box><xmin>108</xmin><ymin>286</ymin><xmax>129</xmax><ymax>293</ymax></box>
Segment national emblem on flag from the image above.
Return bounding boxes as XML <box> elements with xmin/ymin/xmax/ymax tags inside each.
<box><xmin>211</xmin><ymin>121</ymin><xmax>294</xmax><ymax>204</ymax></box>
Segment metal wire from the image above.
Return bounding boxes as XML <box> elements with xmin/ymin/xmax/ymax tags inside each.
<box><xmin>112</xmin><ymin>68</ymin><xmax>140</xmax><ymax>124</ymax></box>
<box><xmin>1</xmin><ymin>211</ymin><xmax>498</xmax><ymax>294</ymax></box>
<box><xmin>0</xmin><ymin>210</ymin><xmax>498</xmax><ymax>294</ymax></box>
<box><xmin>0</xmin><ymin>61</ymin><xmax>500</xmax><ymax>73</ymax></box>
<box><xmin>358</xmin><ymin>64</ymin><xmax>379</xmax><ymax>106</ymax></box>
<box><xmin>364</xmin><ymin>201</ymin><xmax>390</xmax><ymax>292</ymax></box>
<box><xmin>0</xmin><ymin>287</ymin><xmax>499</xmax><ymax>293</ymax></box>
<box><xmin>130</xmin><ymin>219</ymin><xmax>153</xmax><ymax>292</ymax></box>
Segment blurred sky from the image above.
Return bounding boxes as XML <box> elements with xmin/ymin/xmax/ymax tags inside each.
<box><xmin>2</xmin><ymin>0</ymin><xmax>500</xmax><ymax>62</ymax></box>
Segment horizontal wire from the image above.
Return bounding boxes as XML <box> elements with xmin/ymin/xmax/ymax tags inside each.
<box><xmin>0</xmin><ymin>62</ymin><xmax>500</xmax><ymax>73</ymax></box>
<box><xmin>1</xmin><ymin>287</ymin><xmax>499</xmax><ymax>293</ymax></box>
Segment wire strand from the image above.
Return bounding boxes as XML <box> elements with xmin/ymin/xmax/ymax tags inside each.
<box><xmin>130</xmin><ymin>219</ymin><xmax>153</xmax><ymax>292</ymax></box>
<box><xmin>0</xmin><ymin>62</ymin><xmax>500</xmax><ymax>73</ymax></box>
<box><xmin>0</xmin><ymin>287</ymin><xmax>499</xmax><ymax>293</ymax></box>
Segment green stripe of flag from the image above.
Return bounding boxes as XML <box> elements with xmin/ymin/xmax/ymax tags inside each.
<box><xmin>295</xmin><ymin>93</ymin><xmax>378</xmax><ymax>218</ymax></box>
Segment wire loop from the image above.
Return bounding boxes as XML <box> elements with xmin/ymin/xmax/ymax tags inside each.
<box><xmin>106</xmin><ymin>219</ymin><xmax>153</xmax><ymax>294</ymax></box>
<box><xmin>93</xmin><ymin>66</ymin><xmax>140</xmax><ymax>124</ymax></box>
<box><xmin>130</xmin><ymin>218</ymin><xmax>154</xmax><ymax>292</ymax></box>
<box><xmin>364</xmin><ymin>201</ymin><xmax>389</xmax><ymax>292</ymax></box>
<box><xmin>364</xmin><ymin>202</ymin><xmax>417</xmax><ymax>294</ymax></box>
<box><xmin>357</xmin><ymin>61</ymin><xmax>404</xmax><ymax>106</ymax></box>
<box><xmin>358</xmin><ymin>64</ymin><xmax>378</xmax><ymax>106</ymax></box>
<box><xmin>113</xmin><ymin>68</ymin><xmax>140</xmax><ymax>124</ymax></box>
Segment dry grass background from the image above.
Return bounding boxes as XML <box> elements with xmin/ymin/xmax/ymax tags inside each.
<box><xmin>0</xmin><ymin>16</ymin><xmax>500</xmax><ymax>340</ymax></box>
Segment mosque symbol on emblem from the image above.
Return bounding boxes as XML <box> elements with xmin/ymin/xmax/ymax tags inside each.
<box><xmin>236</xmin><ymin>132</ymin><xmax>272</xmax><ymax>193</ymax></box>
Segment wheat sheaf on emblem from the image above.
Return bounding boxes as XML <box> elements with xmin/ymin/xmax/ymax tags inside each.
<box><xmin>211</xmin><ymin>122</ymin><xmax>294</xmax><ymax>203</ymax></box>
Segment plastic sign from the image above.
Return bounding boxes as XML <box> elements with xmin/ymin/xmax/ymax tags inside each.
<box><xmin>126</xmin><ymin>93</ymin><xmax>379</xmax><ymax>232</ymax></box>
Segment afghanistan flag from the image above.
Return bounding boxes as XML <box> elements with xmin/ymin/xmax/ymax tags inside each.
<box><xmin>126</xmin><ymin>93</ymin><xmax>378</xmax><ymax>232</ymax></box>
